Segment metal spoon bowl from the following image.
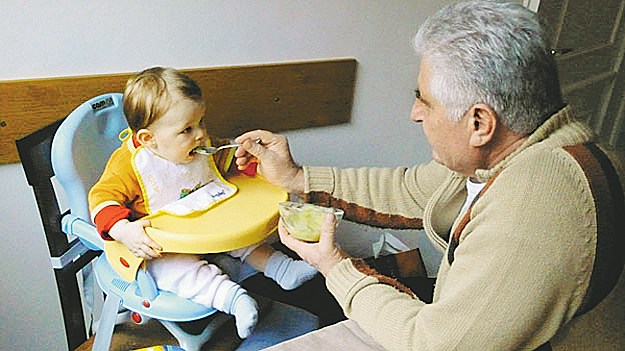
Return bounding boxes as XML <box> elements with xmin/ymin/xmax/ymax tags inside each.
<box><xmin>192</xmin><ymin>144</ymin><xmax>241</xmax><ymax>155</ymax></box>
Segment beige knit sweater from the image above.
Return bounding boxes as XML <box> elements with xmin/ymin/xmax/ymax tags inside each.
<box><xmin>303</xmin><ymin>107</ymin><xmax>625</xmax><ymax>350</ymax></box>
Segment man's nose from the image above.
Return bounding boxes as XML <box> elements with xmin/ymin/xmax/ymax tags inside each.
<box><xmin>411</xmin><ymin>100</ymin><xmax>424</xmax><ymax>123</ymax></box>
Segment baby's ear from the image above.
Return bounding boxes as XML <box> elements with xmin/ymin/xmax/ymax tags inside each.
<box><xmin>135</xmin><ymin>129</ymin><xmax>154</xmax><ymax>146</ymax></box>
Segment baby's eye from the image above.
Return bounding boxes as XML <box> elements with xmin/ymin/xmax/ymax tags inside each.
<box><xmin>182</xmin><ymin>126</ymin><xmax>192</xmax><ymax>134</ymax></box>
<box><xmin>414</xmin><ymin>89</ymin><xmax>421</xmax><ymax>99</ymax></box>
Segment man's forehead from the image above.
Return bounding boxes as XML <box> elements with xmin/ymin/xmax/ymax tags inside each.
<box><xmin>417</xmin><ymin>61</ymin><xmax>430</xmax><ymax>88</ymax></box>
<box><xmin>416</xmin><ymin>62</ymin><xmax>434</xmax><ymax>107</ymax></box>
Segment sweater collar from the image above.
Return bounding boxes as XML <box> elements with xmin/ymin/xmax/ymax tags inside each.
<box><xmin>474</xmin><ymin>106</ymin><xmax>593</xmax><ymax>182</ymax></box>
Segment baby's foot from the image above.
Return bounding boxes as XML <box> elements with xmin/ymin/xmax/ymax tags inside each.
<box><xmin>264</xmin><ymin>251</ymin><xmax>318</xmax><ymax>290</ymax></box>
<box><xmin>217</xmin><ymin>284</ymin><xmax>259</xmax><ymax>339</ymax></box>
<box><xmin>231</xmin><ymin>292</ymin><xmax>259</xmax><ymax>339</ymax></box>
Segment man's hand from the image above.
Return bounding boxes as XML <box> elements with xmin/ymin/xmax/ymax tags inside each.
<box><xmin>278</xmin><ymin>213</ymin><xmax>349</xmax><ymax>276</ymax></box>
<box><xmin>234</xmin><ymin>130</ymin><xmax>305</xmax><ymax>195</ymax></box>
<box><xmin>108</xmin><ymin>219</ymin><xmax>162</xmax><ymax>259</ymax></box>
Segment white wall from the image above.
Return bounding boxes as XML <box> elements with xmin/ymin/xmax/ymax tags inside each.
<box><xmin>0</xmin><ymin>1</ymin><xmax>451</xmax><ymax>349</ymax></box>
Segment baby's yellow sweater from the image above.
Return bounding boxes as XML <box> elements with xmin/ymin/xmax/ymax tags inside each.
<box><xmin>89</xmin><ymin>136</ymin><xmax>235</xmax><ymax>230</ymax></box>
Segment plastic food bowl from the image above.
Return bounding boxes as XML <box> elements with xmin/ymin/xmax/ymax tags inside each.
<box><xmin>278</xmin><ymin>202</ymin><xmax>344</xmax><ymax>242</ymax></box>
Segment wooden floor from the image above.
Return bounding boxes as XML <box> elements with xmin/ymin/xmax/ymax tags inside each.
<box><xmin>76</xmin><ymin>315</ymin><xmax>245</xmax><ymax>351</ymax></box>
<box><xmin>74</xmin><ymin>261</ymin><xmax>350</xmax><ymax>351</ymax></box>
<box><xmin>76</xmin><ymin>297</ymin><xmax>270</xmax><ymax>351</ymax></box>
<box><xmin>72</xmin><ymin>261</ymin><xmax>434</xmax><ymax>351</ymax></box>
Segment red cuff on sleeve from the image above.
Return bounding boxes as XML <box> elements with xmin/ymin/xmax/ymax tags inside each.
<box><xmin>93</xmin><ymin>205</ymin><xmax>132</xmax><ymax>240</ymax></box>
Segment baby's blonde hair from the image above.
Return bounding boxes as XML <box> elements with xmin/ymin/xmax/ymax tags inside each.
<box><xmin>123</xmin><ymin>67</ymin><xmax>204</xmax><ymax>132</ymax></box>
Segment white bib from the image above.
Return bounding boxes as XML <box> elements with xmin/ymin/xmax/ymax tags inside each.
<box><xmin>131</xmin><ymin>140</ymin><xmax>237</xmax><ymax>216</ymax></box>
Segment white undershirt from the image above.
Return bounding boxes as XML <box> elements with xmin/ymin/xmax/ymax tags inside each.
<box><xmin>459</xmin><ymin>178</ymin><xmax>487</xmax><ymax>216</ymax></box>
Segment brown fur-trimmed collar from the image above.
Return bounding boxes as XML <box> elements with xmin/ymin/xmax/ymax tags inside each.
<box><xmin>351</xmin><ymin>258</ymin><xmax>416</xmax><ymax>298</ymax></box>
<box><xmin>304</xmin><ymin>191</ymin><xmax>423</xmax><ymax>229</ymax></box>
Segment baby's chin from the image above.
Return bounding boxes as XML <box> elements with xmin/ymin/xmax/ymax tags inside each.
<box><xmin>170</xmin><ymin>152</ymin><xmax>196</xmax><ymax>164</ymax></box>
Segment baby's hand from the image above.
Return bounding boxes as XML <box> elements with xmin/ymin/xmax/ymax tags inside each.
<box><xmin>109</xmin><ymin>219</ymin><xmax>162</xmax><ymax>259</ymax></box>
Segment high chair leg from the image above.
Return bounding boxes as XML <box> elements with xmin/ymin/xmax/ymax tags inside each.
<box><xmin>92</xmin><ymin>293</ymin><xmax>122</xmax><ymax>351</ymax></box>
<box><xmin>160</xmin><ymin>313</ymin><xmax>231</xmax><ymax>351</ymax></box>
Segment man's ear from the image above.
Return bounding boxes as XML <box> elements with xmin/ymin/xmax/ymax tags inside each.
<box><xmin>135</xmin><ymin>128</ymin><xmax>155</xmax><ymax>147</ymax></box>
<box><xmin>467</xmin><ymin>104</ymin><xmax>497</xmax><ymax>147</ymax></box>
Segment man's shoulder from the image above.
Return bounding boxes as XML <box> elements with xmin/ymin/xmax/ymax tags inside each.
<box><xmin>495</xmin><ymin>144</ymin><xmax>594</xmax><ymax>197</ymax></box>
<box><xmin>497</xmin><ymin>140</ymin><xmax>625</xmax><ymax>205</ymax></box>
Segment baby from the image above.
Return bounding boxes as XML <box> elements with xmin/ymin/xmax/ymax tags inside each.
<box><xmin>88</xmin><ymin>67</ymin><xmax>317</xmax><ymax>338</ymax></box>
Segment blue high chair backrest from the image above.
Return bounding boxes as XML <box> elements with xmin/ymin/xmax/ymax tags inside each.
<box><xmin>51</xmin><ymin>93</ymin><xmax>127</xmax><ymax>250</ymax></box>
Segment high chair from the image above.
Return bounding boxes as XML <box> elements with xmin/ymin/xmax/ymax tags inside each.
<box><xmin>19</xmin><ymin>93</ymin><xmax>317</xmax><ymax>351</ymax></box>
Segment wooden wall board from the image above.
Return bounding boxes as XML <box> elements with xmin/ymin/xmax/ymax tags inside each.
<box><xmin>1</xmin><ymin>59</ymin><xmax>357</xmax><ymax>164</ymax></box>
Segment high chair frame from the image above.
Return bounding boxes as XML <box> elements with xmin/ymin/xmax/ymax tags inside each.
<box><xmin>17</xmin><ymin>93</ymin><xmax>318</xmax><ymax>351</ymax></box>
<box><xmin>17</xmin><ymin>118</ymin><xmax>98</xmax><ymax>350</ymax></box>
<box><xmin>18</xmin><ymin>93</ymin><xmax>229</xmax><ymax>351</ymax></box>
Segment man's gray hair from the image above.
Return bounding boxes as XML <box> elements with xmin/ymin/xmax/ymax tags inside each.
<box><xmin>413</xmin><ymin>1</ymin><xmax>563</xmax><ymax>135</ymax></box>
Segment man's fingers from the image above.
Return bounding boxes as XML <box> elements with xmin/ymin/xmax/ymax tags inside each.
<box><xmin>278</xmin><ymin>218</ymin><xmax>294</xmax><ymax>245</ymax></box>
<box><xmin>319</xmin><ymin>213</ymin><xmax>337</xmax><ymax>243</ymax></box>
<box><xmin>235</xmin><ymin>130</ymin><xmax>271</xmax><ymax>145</ymax></box>
<box><xmin>234</xmin><ymin>133</ymin><xmax>266</xmax><ymax>170</ymax></box>
<box><xmin>234</xmin><ymin>130</ymin><xmax>259</xmax><ymax>145</ymax></box>
<box><xmin>241</xmin><ymin>139</ymin><xmax>260</xmax><ymax>159</ymax></box>
<box><xmin>278</xmin><ymin>218</ymin><xmax>306</xmax><ymax>251</ymax></box>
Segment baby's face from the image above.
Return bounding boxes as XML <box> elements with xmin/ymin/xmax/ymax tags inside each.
<box><xmin>146</xmin><ymin>98</ymin><xmax>207</xmax><ymax>164</ymax></box>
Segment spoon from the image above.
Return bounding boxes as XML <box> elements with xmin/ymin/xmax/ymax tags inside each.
<box><xmin>192</xmin><ymin>144</ymin><xmax>241</xmax><ymax>155</ymax></box>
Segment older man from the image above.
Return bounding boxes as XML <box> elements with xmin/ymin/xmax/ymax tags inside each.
<box><xmin>235</xmin><ymin>1</ymin><xmax>625</xmax><ymax>350</ymax></box>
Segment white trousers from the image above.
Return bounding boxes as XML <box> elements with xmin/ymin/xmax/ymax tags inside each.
<box><xmin>146</xmin><ymin>244</ymin><xmax>257</xmax><ymax>310</ymax></box>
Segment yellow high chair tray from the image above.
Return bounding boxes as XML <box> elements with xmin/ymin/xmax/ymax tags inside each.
<box><xmin>105</xmin><ymin>174</ymin><xmax>288</xmax><ymax>281</ymax></box>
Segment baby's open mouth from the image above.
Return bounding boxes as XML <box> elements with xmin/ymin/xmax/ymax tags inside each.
<box><xmin>189</xmin><ymin>144</ymin><xmax>239</xmax><ymax>156</ymax></box>
<box><xmin>190</xmin><ymin>146</ymin><xmax>210</xmax><ymax>156</ymax></box>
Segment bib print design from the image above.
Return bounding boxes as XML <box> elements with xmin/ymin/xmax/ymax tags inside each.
<box><xmin>131</xmin><ymin>141</ymin><xmax>237</xmax><ymax>216</ymax></box>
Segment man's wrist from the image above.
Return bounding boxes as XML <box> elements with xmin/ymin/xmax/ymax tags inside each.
<box><xmin>318</xmin><ymin>248</ymin><xmax>350</xmax><ymax>276</ymax></box>
<box><xmin>287</xmin><ymin>166</ymin><xmax>306</xmax><ymax>196</ymax></box>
